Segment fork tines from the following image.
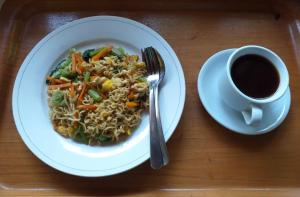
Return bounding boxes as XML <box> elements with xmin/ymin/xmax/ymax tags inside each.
<box><xmin>141</xmin><ymin>47</ymin><xmax>161</xmax><ymax>76</ymax></box>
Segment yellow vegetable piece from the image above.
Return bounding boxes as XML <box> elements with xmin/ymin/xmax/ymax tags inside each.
<box><xmin>100</xmin><ymin>111</ymin><xmax>111</xmax><ymax>119</ymax></box>
<box><xmin>56</xmin><ymin>126</ymin><xmax>74</xmax><ymax>137</ymax></box>
<box><xmin>102</xmin><ymin>80</ymin><xmax>113</xmax><ymax>91</ymax></box>
<box><xmin>68</xmin><ymin>127</ymin><xmax>75</xmax><ymax>136</ymax></box>
<box><xmin>126</xmin><ymin>128</ymin><xmax>132</xmax><ymax>136</ymax></box>
<box><xmin>135</xmin><ymin>62</ymin><xmax>146</xmax><ymax>68</ymax></box>
<box><xmin>131</xmin><ymin>55</ymin><xmax>139</xmax><ymax>61</ymax></box>
<box><xmin>126</xmin><ymin>101</ymin><xmax>139</xmax><ymax>108</ymax></box>
<box><xmin>104</xmin><ymin>56</ymin><xmax>113</xmax><ymax>65</ymax></box>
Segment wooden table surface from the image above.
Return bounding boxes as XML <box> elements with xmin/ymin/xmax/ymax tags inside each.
<box><xmin>0</xmin><ymin>0</ymin><xmax>300</xmax><ymax>196</ymax></box>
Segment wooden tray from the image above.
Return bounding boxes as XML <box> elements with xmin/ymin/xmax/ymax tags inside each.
<box><xmin>1</xmin><ymin>0</ymin><xmax>300</xmax><ymax>196</ymax></box>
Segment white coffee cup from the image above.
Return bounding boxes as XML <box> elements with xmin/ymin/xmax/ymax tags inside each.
<box><xmin>219</xmin><ymin>45</ymin><xmax>289</xmax><ymax>126</ymax></box>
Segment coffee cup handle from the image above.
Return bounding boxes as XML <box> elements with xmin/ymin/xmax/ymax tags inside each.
<box><xmin>241</xmin><ymin>105</ymin><xmax>263</xmax><ymax>126</ymax></box>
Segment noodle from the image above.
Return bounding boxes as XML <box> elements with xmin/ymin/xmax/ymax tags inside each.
<box><xmin>46</xmin><ymin>46</ymin><xmax>149</xmax><ymax>145</ymax></box>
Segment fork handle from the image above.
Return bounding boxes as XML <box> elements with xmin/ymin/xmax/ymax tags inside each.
<box><xmin>149</xmin><ymin>84</ymin><xmax>169</xmax><ymax>169</ymax></box>
<box><xmin>154</xmin><ymin>85</ymin><xmax>169</xmax><ymax>165</ymax></box>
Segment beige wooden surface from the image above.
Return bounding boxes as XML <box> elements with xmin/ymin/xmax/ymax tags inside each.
<box><xmin>0</xmin><ymin>0</ymin><xmax>300</xmax><ymax>196</ymax></box>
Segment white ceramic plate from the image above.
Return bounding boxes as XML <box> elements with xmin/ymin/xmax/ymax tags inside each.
<box><xmin>12</xmin><ymin>16</ymin><xmax>185</xmax><ymax>177</ymax></box>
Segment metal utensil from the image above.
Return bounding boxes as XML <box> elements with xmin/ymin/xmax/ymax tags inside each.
<box><xmin>141</xmin><ymin>47</ymin><xmax>169</xmax><ymax>169</ymax></box>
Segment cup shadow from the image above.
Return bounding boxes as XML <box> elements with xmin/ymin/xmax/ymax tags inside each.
<box><xmin>198</xmin><ymin>95</ymin><xmax>289</xmax><ymax>152</ymax></box>
<box><xmin>196</xmin><ymin>54</ymin><xmax>291</xmax><ymax>152</ymax></box>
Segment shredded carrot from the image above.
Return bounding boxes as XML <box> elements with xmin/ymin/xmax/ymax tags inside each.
<box><xmin>71</xmin><ymin>53</ymin><xmax>77</xmax><ymax>73</ymax></box>
<box><xmin>77</xmin><ymin>105</ymin><xmax>97</xmax><ymax>110</ymax></box>
<box><xmin>70</xmin><ymin>83</ymin><xmax>75</xmax><ymax>97</ymax></box>
<box><xmin>53</xmin><ymin>79</ymin><xmax>64</xmax><ymax>84</ymax></box>
<box><xmin>91</xmin><ymin>46</ymin><xmax>112</xmax><ymax>61</ymax></box>
<box><xmin>76</xmin><ymin>65</ymin><xmax>85</xmax><ymax>74</ymax></box>
<box><xmin>128</xmin><ymin>91</ymin><xmax>136</xmax><ymax>100</ymax></box>
<box><xmin>77</xmin><ymin>83</ymin><xmax>87</xmax><ymax>105</ymax></box>
<box><xmin>47</xmin><ymin>76</ymin><xmax>55</xmax><ymax>81</ymax></box>
<box><xmin>73</xmin><ymin>53</ymin><xmax>84</xmax><ymax>74</ymax></box>
<box><xmin>59</xmin><ymin>77</ymin><xmax>70</xmax><ymax>82</ymax></box>
<box><xmin>76</xmin><ymin>66</ymin><xmax>82</xmax><ymax>74</ymax></box>
<box><xmin>126</xmin><ymin>101</ymin><xmax>139</xmax><ymax>108</ymax></box>
<box><xmin>75</xmin><ymin>53</ymin><xmax>83</xmax><ymax>64</ymax></box>
<box><xmin>53</xmin><ymin>79</ymin><xmax>69</xmax><ymax>85</ymax></box>
<box><xmin>48</xmin><ymin>83</ymin><xmax>71</xmax><ymax>90</ymax></box>
<box><xmin>47</xmin><ymin>76</ymin><xmax>70</xmax><ymax>85</ymax></box>
<box><xmin>73</xmin><ymin>111</ymin><xmax>79</xmax><ymax>128</ymax></box>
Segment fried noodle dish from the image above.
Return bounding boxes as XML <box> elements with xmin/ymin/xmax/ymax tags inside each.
<box><xmin>46</xmin><ymin>46</ymin><xmax>149</xmax><ymax>145</ymax></box>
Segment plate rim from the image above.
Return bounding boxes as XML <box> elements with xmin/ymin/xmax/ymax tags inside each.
<box><xmin>12</xmin><ymin>15</ymin><xmax>186</xmax><ymax>177</ymax></box>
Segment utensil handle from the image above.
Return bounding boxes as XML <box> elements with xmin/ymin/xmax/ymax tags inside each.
<box><xmin>149</xmin><ymin>84</ymin><xmax>169</xmax><ymax>169</ymax></box>
<box><xmin>241</xmin><ymin>104</ymin><xmax>263</xmax><ymax>126</ymax></box>
<box><xmin>154</xmin><ymin>85</ymin><xmax>169</xmax><ymax>165</ymax></box>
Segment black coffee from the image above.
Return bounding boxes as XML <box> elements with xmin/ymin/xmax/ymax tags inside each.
<box><xmin>231</xmin><ymin>54</ymin><xmax>279</xmax><ymax>98</ymax></box>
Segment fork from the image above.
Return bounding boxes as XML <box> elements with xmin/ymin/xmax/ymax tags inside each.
<box><xmin>141</xmin><ymin>47</ymin><xmax>169</xmax><ymax>169</ymax></box>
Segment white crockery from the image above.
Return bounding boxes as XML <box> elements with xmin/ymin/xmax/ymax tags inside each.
<box><xmin>219</xmin><ymin>45</ymin><xmax>289</xmax><ymax>127</ymax></box>
<box><xmin>198</xmin><ymin>49</ymin><xmax>290</xmax><ymax>135</ymax></box>
<box><xmin>12</xmin><ymin>16</ymin><xmax>186</xmax><ymax>177</ymax></box>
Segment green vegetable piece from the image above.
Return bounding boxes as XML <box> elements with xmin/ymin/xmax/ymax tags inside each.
<box><xmin>60</xmin><ymin>68</ymin><xmax>77</xmax><ymax>79</ymax></box>
<box><xmin>83</xmin><ymin>71</ymin><xmax>90</xmax><ymax>82</ymax></box>
<box><xmin>50</xmin><ymin>58</ymin><xmax>72</xmax><ymax>79</ymax></box>
<box><xmin>50</xmin><ymin>70</ymin><xmax>62</xmax><ymax>78</ymax></box>
<box><xmin>50</xmin><ymin>91</ymin><xmax>66</xmax><ymax>106</ymax></box>
<box><xmin>73</xmin><ymin>125</ymin><xmax>88</xmax><ymax>144</ymax></box>
<box><xmin>111</xmin><ymin>47</ymin><xmax>125</xmax><ymax>58</ymax></box>
<box><xmin>136</xmin><ymin>76</ymin><xmax>147</xmax><ymax>82</ymax></box>
<box><xmin>88</xmin><ymin>89</ymin><xmax>101</xmax><ymax>102</ymax></box>
<box><xmin>118</xmin><ymin>47</ymin><xmax>125</xmax><ymax>55</ymax></box>
<box><xmin>83</xmin><ymin>49</ymin><xmax>94</xmax><ymax>62</ymax></box>
<box><xmin>60</xmin><ymin>69</ymin><xmax>71</xmax><ymax>77</ymax></box>
<box><xmin>73</xmin><ymin>76</ymin><xmax>80</xmax><ymax>83</ymax></box>
<box><xmin>89</xmin><ymin>47</ymin><xmax>104</xmax><ymax>57</ymax></box>
<box><xmin>59</xmin><ymin>58</ymin><xmax>71</xmax><ymax>69</ymax></box>
<box><xmin>98</xmin><ymin>135</ymin><xmax>112</xmax><ymax>142</ymax></box>
<box><xmin>69</xmin><ymin>48</ymin><xmax>76</xmax><ymax>55</ymax></box>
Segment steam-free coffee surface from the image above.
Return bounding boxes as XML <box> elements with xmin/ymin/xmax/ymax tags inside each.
<box><xmin>231</xmin><ymin>54</ymin><xmax>279</xmax><ymax>98</ymax></box>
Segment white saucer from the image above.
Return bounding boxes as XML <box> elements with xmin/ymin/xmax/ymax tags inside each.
<box><xmin>197</xmin><ymin>49</ymin><xmax>291</xmax><ymax>135</ymax></box>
